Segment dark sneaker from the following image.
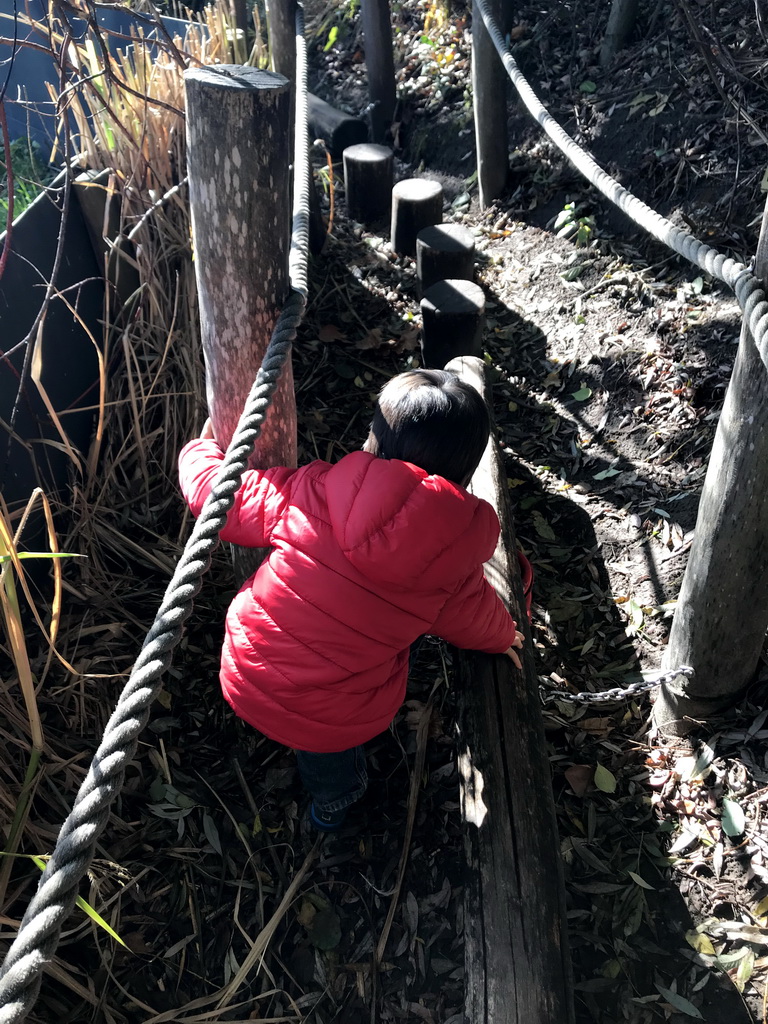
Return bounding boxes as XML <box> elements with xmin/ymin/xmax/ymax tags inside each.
<box><xmin>309</xmin><ymin>802</ymin><xmax>347</xmax><ymax>833</ymax></box>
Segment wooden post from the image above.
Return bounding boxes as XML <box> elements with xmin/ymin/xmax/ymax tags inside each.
<box><xmin>472</xmin><ymin>0</ymin><xmax>511</xmax><ymax>207</ymax></box>
<box><xmin>185</xmin><ymin>66</ymin><xmax>295</xmax><ymax>583</ymax></box>
<box><xmin>343</xmin><ymin>143</ymin><xmax>394</xmax><ymax>224</ymax></box>
<box><xmin>445</xmin><ymin>355</ymin><xmax>575</xmax><ymax>1024</ymax></box>
<box><xmin>600</xmin><ymin>0</ymin><xmax>640</xmax><ymax>67</ymax></box>
<box><xmin>655</xmin><ymin>196</ymin><xmax>768</xmax><ymax>736</ymax></box>
<box><xmin>359</xmin><ymin>0</ymin><xmax>396</xmax><ymax>142</ymax></box>
<box><xmin>421</xmin><ymin>280</ymin><xmax>485</xmax><ymax>368</ymax></box>
<box><xmin>390</xmin><ymin>178</ymin><xmax>443</xmax><ymax>258</ymax></box>
<box><xmin>416</xmin><ymin>223</ymin><xmax>475</xmax><ymax>295</ymax></box>
<box><xmin>308</xmin><ymin>93</ymin><xmax>368</xmax><ymax>158</ymax></box>
<box><xmin>266</xmin><ymin>0</ymin><xmax>296</xmax><ymax>89</ymax></box>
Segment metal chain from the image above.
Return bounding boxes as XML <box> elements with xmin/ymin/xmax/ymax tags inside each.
<box><xmin>540</xmin><ymin>665</ymin><xmax>694</xmax><ymax>705</ymax></box>
<box><xmin>473</xmin><ymin>0</ymin><xmax>768</xmax><ymax>371</ymax></box>
<box><xmin>0</xmin><ymin>8</ymin><xmax>310</xmax><ymax>1023</ymax></box>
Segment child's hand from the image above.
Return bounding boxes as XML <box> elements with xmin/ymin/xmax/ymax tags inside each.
<box><xmin>199</xmin><ymin>417</ymin><xmax>215</xmax><ymax>441</ymax></box>
<box><xmin>503</xmin><ymin>632</ymin><xmax>525</xmax><ymax>671</ymax></box>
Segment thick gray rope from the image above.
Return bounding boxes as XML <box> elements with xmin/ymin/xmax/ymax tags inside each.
<box><xmin>474</xmin><ymin>0</ymin><xmax>768</xmax><ymax>371</ymax></box>
<box><xmin>0</xmin><ymin>8</ymin><xmax>310</xmax><ymax>1023</ymax></box>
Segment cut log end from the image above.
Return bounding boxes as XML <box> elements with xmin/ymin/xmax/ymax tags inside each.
<box><xmin>416</xmin><ymin>223</ymin><xmax>475</xmax><ymax>295</ymax></box>
<box><xmin>420</xmin><ymin>279</ymin><xmax>485</xmax><ymax>368</ymax></box>
<box><xmin>390</xmin><ymin>177</ymin><xmax>444</xmax><ymax>258</ymax></box>
<box><xmin>343</xmin><ymin>143</ymin><xmax>394</xmax><ymax>224</ymax></box>
<box><xmin>185</xmin><ymin>66</ymin><xmax>289</xmax><ymax>93</ymax></box>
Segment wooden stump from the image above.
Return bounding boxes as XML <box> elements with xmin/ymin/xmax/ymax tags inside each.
<box><xmin>390</xmin><ymin>178</ymin><xmax>443</xmax><ymax>258</ymax></box>
<box><xmin>343</xmin><ymin>143</ymin><xmax>394</xmax><ymax>224</ymax></box>
<box><xmin>308</xmin><ymin>93</ymin><xmax>368</xmax><ymax>158</ymax></box>
<box><xmin>185</xmin><ymin>65</ymin><xmax>294</xmax><ymax>584</ymax></box>
<box><xmin>416</xmin><ymin>222</ymin><xmax>475</xmax><ymax>295</ymax></box>
<box><xmin>420</xmin><ymin>279</ymin><xmax>485</xmax><ymax>368</ymax></box>
<box><xmin>445</xmin><ymin>355</ymin><xmax>575</xmax><ymax>1024</ymax></box>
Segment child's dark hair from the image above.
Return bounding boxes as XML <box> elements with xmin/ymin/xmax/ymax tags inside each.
<box><xmin>363</xmin><ymin>369</ymin><xmax>490</xmax><ymax>485</ymax></box>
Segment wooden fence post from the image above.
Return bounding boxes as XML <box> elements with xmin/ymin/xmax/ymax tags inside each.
<box><xmin>445</xmin><ymin>355</ymin><xmax>575</xmax><ymax>1024</ymax></box>
<box><xmin>266</xmin><ymin>0</ymin><xmax>296</xmax><ymax>90</ymax></box>
<box><xmin>360</xmin><ymin>0</ymin><xmax>396</xmax><ymax>142</ymax></box>
<box><xmin>472</xmin><ymin>0</ymin><xmax>512</xmax><ymax>207</ymax></box>
<box><xmin>600</xmin><ymin>0</ymin><xmax>639</xmax><ymax>67</ymax></box>
<box><xmin>185</xmin><ymin>66</ymin><xmax>295</xmax><ymax>583</ymax></box>
<box><xmin>655</xmin><ymin>196</ymin><xmax>768</xmax><ymax>736</ymax></box>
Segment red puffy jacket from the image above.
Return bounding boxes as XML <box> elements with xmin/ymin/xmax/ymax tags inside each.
<box><xmin>178</xmin><ymin>443</ymin><xmax>517</xmax><ymax>752</ymax></box>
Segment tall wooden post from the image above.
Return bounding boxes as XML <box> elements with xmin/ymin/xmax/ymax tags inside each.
<box><xmin>266</xmin><ymin>0</ymin><xmax>296</xmax><ymax>125</ymax></box>
<box><xmin>655</xmin><ymin>199</ymin><xmax>768</xmax><ymax>736</ymax></box>
<box><xmin>360</xmin><ymin>0</ymin><xmax>396</xmax><ymax>142</ymax></box>
<box><xmin>185</xmin><ymin>66</ymin><xmax>295</xmax><ymax>582</ymax></box>
<box><xmin>472</xmin><ymin>0</ymin><xmax>511</xmax><ymax>207</ymax></box>
<box><xmin>600</xmin><ymin>0</ymin><xmax>639</xmax><ymax>67</ymax></box>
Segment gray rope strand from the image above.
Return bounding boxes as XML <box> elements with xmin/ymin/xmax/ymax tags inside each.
<box><xmin>473</xmin><ymin>0</ymin><xmax>768</xmax><ymax>370</ymax></box>
<box><xmin>0</xmin><ymin>7</ymin><xmax>311</xmax><ymax>1020</ymax></box>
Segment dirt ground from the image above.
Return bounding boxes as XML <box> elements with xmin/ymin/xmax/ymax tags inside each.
<box><xmin>6</xmin><ymin>0</ymin><xmax>768</xmax><ymax>1022</ymax></box>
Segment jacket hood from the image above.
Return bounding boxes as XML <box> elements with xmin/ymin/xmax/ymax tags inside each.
<box><xmin>325</xmin><ymin>451</ymin><xmax>499</xmax><ymax>588</ymax></box>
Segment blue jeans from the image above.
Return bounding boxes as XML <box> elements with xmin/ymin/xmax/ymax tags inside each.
<box><xmin>296</xmin><ymin>638</ymin><xmax>425</xmax><ymax>813</ymax></box>
<box><xmin>296</xmin><ymin>746</ymin><xmax>368</xmax><ymax>814</ymax></box>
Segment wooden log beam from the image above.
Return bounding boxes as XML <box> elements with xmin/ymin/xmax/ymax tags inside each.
<box><xmin>445</xmin><ymin>355</ymin><xmax>575</xmax><ymax>1024</ymax></box>
<box><xmin>308</xmin><ymin>93</ymin><xmax>368</xmax><ymax>158</ymax></box>
<box><xmin>185</xmin><ymin>66</ymin><xmax>295</xmax><ymax>583</ymax></box>
<box><xmin>655</xmin><ymin>194</ymin><xmax>768</xmax><ymax>735</ymax></box>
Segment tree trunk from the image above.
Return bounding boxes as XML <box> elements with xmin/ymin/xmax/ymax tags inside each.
<box><xmin>655</xmin><ymin>196</ymin><xmax>768</xmax><ymax>736</ymax></box>
<box><xmin>185</xmin><ymin>66</ymin><xmax>295</xmax><ymax>584</ymax></box>
<box><xmin>472</xmin><ymin>0</ymin><xmax>512</xmax><ymax>207</ymax></box>
<box><xmin>445</xmin><ymin>355</ymin><xmax>575</xmax><ymax>1024</ymax></box>
<box><xmin>600</xmin><ymin>0</ymin><xmax>640</xmax><ymax>68</ymax></box>
<box><xmin>359</xmin><ymin>0</ymin><xmax>396</xmax><ymax>142</ymax></box>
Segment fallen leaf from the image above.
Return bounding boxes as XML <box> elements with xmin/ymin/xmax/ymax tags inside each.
<box><xmin>594</xmin><ymin>763</ymin><xmax>617</xmax><ymax>794</ymax></box>
<box><xmin>356</xmin><ymin>327</ymin><xmax>385</xmax><ymax>350</ymax></box>
<box><xmin>319</xmin><ymin>324</ymin><xmax>346</xmax><ymax>342</ymax></box>
<box><xmin>564</xmin><ymin>764</ymin><xmax>593</xmax><ymax>797</ymax></box>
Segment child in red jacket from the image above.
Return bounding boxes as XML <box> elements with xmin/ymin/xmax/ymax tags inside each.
<box><xmin>179</xmin><ymin>369</ymin><xmax>525</xmax><ymax>831</ymax></box>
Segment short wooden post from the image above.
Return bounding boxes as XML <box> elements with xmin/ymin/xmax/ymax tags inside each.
<box><xmin>416</xmin><ymin>223</ymin><xmax>475</xmax><ymax>295</ymax></box>
<box><xmin>308</xmin><ymin>93</ymin><xmax>368</xmax><ymax>158</ymax></box>
<box><xmin>343</xmin><ymin>143</ymin><xmax>394</xmax><ymax>224</ymax></box>
<box><xmin>359</xmin><ymin>0</ymin><xmax>396</xmax><ymax>142</ymax></box>
<box><xmin>655</xmin><ymin>196</ymin><xmax>768</xmax><ymax>735</ymax></box>
<box><xmin>420</xmin><ymin>279</ymin><xmax>485</xmax><ymax>368</ymax></box>
<box><xmin>185</xmin><ymin>66</ymin><xmax>295</xmax><ymax>583</ymax></box>
<box><xmin>390</xmin><ymin>178</ymin><xmax>443</xmax><ymax>258</ymax></box>
<box><xmin>472</xmin><ymin>0</ymin><xmax>512</xmax><ymax>206</ymax></box>
<box><xmin>445</xmin><ymin>354</ymin><xmax>575</xmax><ymax>1024</ymax></box>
